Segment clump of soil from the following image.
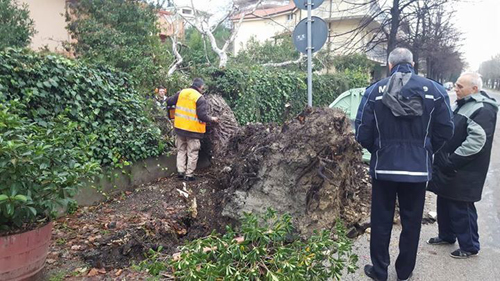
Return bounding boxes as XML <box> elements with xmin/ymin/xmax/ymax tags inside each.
<box><xmin>219</xmin><ymin>107</ymin><xmax>371</xmax><ymax>236</ymax></box>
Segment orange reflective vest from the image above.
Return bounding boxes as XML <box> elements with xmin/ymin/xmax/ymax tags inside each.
<box><xmin>167</xmin><ymin>105</ymin><xmax>176</xmax><ymax>120</ymax></box>
<box><xmin>174</xmin><ymin>88</ymin><xmax>206</xmax><ymax>133</ymax></box>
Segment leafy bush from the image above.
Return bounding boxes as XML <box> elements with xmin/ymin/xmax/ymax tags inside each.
<box><xmin>67</xmin><ymin>0</ymin><xmax>172</xmax><ymax>92</ymax></box>
<box><xmin>0</xmin><ymin>48</ymin><xmax>166</xmax><ymax>167</ymax></box>
<box><xmin>203</xmin><ymin>66</ymin><xmax>367</xmax><ymax>124</ymax></box>
<box><xmin>160</xmin><ymin>71</ymin><xmax>192</xmax><ymax>98</ymax></box>
<box><xmin>169</xmin><ymin>209</ymin><xmax>357</xmax><ymax>280</ymax></box>
<box><xmin>0</xmin><ymin>101</ymin><xmax>100</xmax><ymax>232</ymax></box>
<box><xmin>133</xmin><ymin>246</ymin><xmax>169</xmax><ymax>276</ymax></box>
<box><xmin>331</xmin><ymin>53</ymin><xmax>376</xmax><ymax>73</ymax></box>
<box><xmin>0</xmin><ymin>0</ymin><xmax>36</xmax><ymax>50</ymax></box>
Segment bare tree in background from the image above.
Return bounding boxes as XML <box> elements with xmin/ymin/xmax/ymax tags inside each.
<box><xmin>329</xmin><ymin>0</ymin><xmax>463</xmax><ymax>76</ymax></box>
<box><xmin>418</xmin><ymin>4</ymin><xmax>464</xmax><ymax>81</ymax></box>
<box><xmin>479</xmin><ymin>54</ymin><xmax>500</xmax><ymax>90</ymax></box>
<box><xmin>399</xmin><ymin>0</ymin><xmax>464</xmax><ymax>78</ymax></box>
<box><xmin>173</xmin><ymin>0</ymin><xmax>264</xmax><ymax>68</ymax></box>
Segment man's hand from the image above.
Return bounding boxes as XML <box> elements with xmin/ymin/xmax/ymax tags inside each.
<box><xmin>211</xmin><ymin>117</ymin><xmax>219</xmax><ymax>123</ymax></box>
<box><xmin>435</xmin><ymin>153</ymin><xmax>456</xmax><ymax>175</ymax></box>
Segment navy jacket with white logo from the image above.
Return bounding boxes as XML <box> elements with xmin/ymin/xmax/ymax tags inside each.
<box><xmin>355</xmin><ymin>63</ymin><xmax>454</xmax><ymax>183</ymax></box>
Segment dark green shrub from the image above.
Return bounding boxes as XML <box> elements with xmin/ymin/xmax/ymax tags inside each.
<box><xmin>203</xmin><ymin>66</ymin><xmax>368</xmax><ymax>124</ymax></box>
<box><xmin>331</xmin><ymin>54</ymin><xmax>376</xmax><ymax>73</ymax></box>
<box><xmin>0</xmin><ymin>48</ymin><xmax>166</xmax><ymax>166</ymax></box>
<box><xmin>0</xmin><ymin>101</ymin><xmax>100</xmax><ymax>232</ymax></box>
<box><xmin>67</xmin><ymin>0</ymin><xmax>172</xmax><ymax>92</ymax></box>
<box><xmin>169</xmin><ymin>209</ymin><xmax>358</xmax><ymax>280</ymax></box>
<box><xmin>0</xmin><ymin>0</ymin><xmax>36</xmax><ymax>50</ymax></box>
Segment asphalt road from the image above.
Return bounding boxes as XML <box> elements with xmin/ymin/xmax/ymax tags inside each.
<box><xmin>343</xmin><ymin>89</ymin><xmax>500</xmax><ymax>281</ymax></box>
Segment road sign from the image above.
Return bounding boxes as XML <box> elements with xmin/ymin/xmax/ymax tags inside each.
<box><xmin>292</xmin><ymin>0</ymin><xmax>326</xmax><ymax>107</ymax></box>
<box><xmin>293</xmin><ymin>0</ymin><xmax>324</xmax><ymax>10</ymax></box>
<box><xmin>292</xmin><ymin>16</ymin><xmax>328</xmax><ymax>54</ymax></box>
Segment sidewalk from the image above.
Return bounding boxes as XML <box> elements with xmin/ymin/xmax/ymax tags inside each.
<box><xmin>343</xmin><ymin>192</ymin><xmax>500</xmax><ymax>281</ymax></box>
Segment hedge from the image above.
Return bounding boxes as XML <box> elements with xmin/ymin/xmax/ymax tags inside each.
<box><xmin>163</xmin><ymin>66</ymin><xmax>369</xmax><ymax>124</ymax></box>
<box><xmin>0</xmin><ymin>48</ymin><xmax>166</xmax><ymax>167</ymax></box>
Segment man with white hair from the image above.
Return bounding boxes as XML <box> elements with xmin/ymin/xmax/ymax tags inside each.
<box><xmin>356</xmin><ymin>47</ymin><xmax>454</xmax><ymax>281</ymax></box>
<box><xmin>427</xmin><ymin>72</ymin><xmax>498</xmax><ymax>258</ymax></box>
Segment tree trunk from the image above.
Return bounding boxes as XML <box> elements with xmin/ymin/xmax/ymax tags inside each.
<box><xmin>387</xmin><ymin>0</ymin><xmax>401</xmax><ymax>75</ymax></box>
<box><xmin>413</xmin><ymin>52</ymin><xmax>420</xmax><ymax>74</ymax></box>
<box><xmin>167</xmin><ymin>34</ymin><xmax>183</xmax><ymax>76</ymax></box>
<box><xmin>218</xmin><ymin>52</ymin><xmax>228</xmax><ymax>68</ymax></box>
<box><xmin>426</xmin><ymin>57</ymin><xmax>432</xmax><ymax>79</ymax></box>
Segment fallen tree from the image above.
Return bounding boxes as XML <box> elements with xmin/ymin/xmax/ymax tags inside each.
<box><xmin>202</xmin><ymin>94</ymin><xmax>240</xmax><ymax>158</ymax></box>
<box><xmin>151</xmin><ymin>96</ymin><xmax>371</xmax><ymax>237</ymax></box>
<box><xmin>46</xmin><ymin>104</ymin><xmax>372</xmax><ymax>278</ymax></box>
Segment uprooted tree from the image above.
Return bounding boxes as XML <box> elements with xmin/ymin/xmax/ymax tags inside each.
<box><xmin>166</xmin><ymin>93</ymin><xmax>371</xmax><ymax>237</ymax></box>
<box><xmin>208</xmin><ymin>106</ymin><xmax>371</xmax><ymax>236</ymax></box>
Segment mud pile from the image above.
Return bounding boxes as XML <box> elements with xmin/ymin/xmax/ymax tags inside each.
<box><xmin>218</xmin><ymin>107</ymin><xmax>370</xmax><ymax>236</ymax></box>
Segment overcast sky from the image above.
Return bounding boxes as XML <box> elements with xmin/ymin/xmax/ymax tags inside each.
<box><xmin>454</xmin><ymin>0</ymin><xmax>500</xmax><ymax>71</ymax></box>
<box><xmin>172</xmin><ymin>0</ymin><xmax>500</xmax><ymax>71</ymax></box>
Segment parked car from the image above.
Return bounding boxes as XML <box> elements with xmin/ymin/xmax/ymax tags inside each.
<box><xmin>443</xmin><ymin>82</ymin><xmax>454</xmax><ymax>91</ymax></box>
<box><xmin>329</xmin><ymin>88</ymin><xmax>371</xmax><ymax>163</ymax></box>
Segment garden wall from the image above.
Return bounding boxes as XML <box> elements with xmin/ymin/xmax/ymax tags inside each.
<box><xmin>74</xmin><ymin>153</ymin><xmax>210</xmax><ymax>206</ymax></box>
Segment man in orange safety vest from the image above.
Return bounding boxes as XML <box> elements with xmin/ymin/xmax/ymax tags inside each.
<box><xmin>166</xmin><ymin>78</ymin><xmax>218</xmax><ymax>181</ymax></box>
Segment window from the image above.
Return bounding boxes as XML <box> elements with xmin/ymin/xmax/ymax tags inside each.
<box><xmin>287</xmin><ymin>14</ymin><xmax>294</xmax><ymax>20</ymax></box>
<box><xmin>182</xmin><ymin>9</ymin><xmax>192</xmax><ymax>15</ymax></box>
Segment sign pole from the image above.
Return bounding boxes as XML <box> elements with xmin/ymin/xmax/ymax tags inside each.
<box><xmin>293</xmin><ymin>0</ymin><xmax>326</xmax><ymax>108</ymax></box>
<box><xmin>307</xmin><ymin>0</ymin><xmax>313</xmax><ymax>107</ymax></box>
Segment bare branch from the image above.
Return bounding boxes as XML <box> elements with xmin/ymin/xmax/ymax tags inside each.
<box><xmin>222</xmin><ymin>0</ymin><xmax>264</xmax><ymax>54</ymax></box>
<box><xmin>262</xmin><ymin>53</ymin><xmax>305</xmax><ymax>67</ymax></box>
<box><xmin>245</xmin><ymin>12</ymin><xmax>293</xmax><ymax>33</ymax></box>
<box><xmin>202</xmin><ymin>34</ymin><xmax>212</xmax><ymax>65</ymax></box>
<box><xmin>210</xmin><ymin>3</ymin><xmax>237</xmax><ymax>33</ymax></box>
<box><xmin>167</xmin><ymin>24</ymin><xmax>183</xmax><ymax>76</ymax></box>
<box><xmin>174</xmin><ymin>0</ymin><xmax>263</xmax><ymax>68</ymax></box>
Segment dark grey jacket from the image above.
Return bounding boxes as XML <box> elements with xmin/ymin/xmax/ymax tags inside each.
<box><xmin>428</xmin><ymin>91</ymin><xmax>498</xmax><ymax>202</ymax></box>
<box><xmin>166</xmin><ymin>87</ymin><xmax>212</xmax><ymax>139</ymax></box>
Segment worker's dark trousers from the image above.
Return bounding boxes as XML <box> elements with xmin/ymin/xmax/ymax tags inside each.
<box><xmin>370</xmin><ymin>179</ymin><xmax>426</xmax><ymax>281</ymax></box>
<box><xmin>437</xmin><ymin>195</ymin><xmax>480</xmax><ymax>253</ymax></box>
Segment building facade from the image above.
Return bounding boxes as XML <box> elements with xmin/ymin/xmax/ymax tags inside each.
<box><xmin>232</xmin><ymin>0</ymin><xmax>387</xmax><ymax>68</ymax></box>
<box><xmin>19</xmin><ymin>0</ymin><xmax>183</xmax><ymax>55</ymax></box>
<box><xmin>20</xmin><ymin>0</ymin><xmax>71</xmax><ymax>54</ymax></box>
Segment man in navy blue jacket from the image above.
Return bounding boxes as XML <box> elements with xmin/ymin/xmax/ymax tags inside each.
<box><xmin>355</xmin><ymin>48</ymin><xmax>454</xmax><ymax>281</ymax></box>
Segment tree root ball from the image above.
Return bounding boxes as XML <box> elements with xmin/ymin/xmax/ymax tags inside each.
<box><xmin>218</xmin><ymin>107</ymin><xmax>371</xmax><ymax>236</ymax></box>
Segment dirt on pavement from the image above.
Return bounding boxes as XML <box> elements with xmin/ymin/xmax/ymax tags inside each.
<box><xmin>45</xmin><ymin>173</ymin><xmax>232</xmax><ymax>279</ymax></box>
